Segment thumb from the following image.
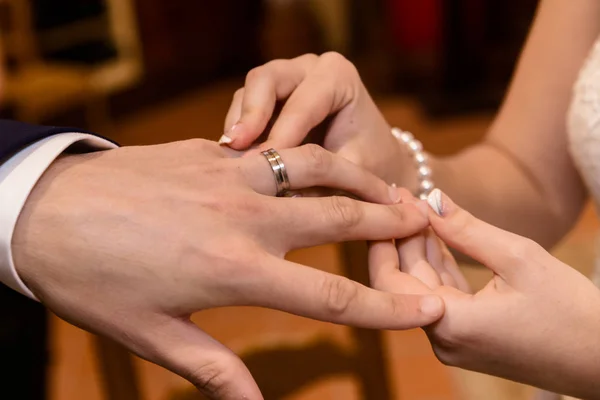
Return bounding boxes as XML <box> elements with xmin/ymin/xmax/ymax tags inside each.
<box><xmin>142</xmin><ymin>317</ymin><xmax>263</xmax><ymax>399</ymax></box>
<box><xmin>426</xmin><ymin>189</ymin><xmax>544</xmax><ymax>280</ymax></box>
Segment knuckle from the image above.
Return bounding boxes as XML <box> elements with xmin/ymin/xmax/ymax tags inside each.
<box><xmin>321</xmin><ymin>276</ymin><xmax>359</xmax><ymax>316</ymax></box>
<box><xmin>303</xmin><ymin>144</ymin><xmax>332</xmax><ymax>177</ymax></box>
<box><xmin>385</xmin><ymin>292</ymin><xmax>410</xmax><ymax>319</ymax></box>
<box><xmin>386</xmin><ymin>204</ymin><xmax>407</xmax><ymax>223</ymax></box>
<box><xmin>245</xmin><ymin>66</ymin><xmax>263</xmax><ymax>83</ymax></box>
<box><xmin>263</xmin><ymin>58</ymin><xmax>287</xmax><ymax>71</ymax></box>
<box><xmin>232</xmin><ymin>88</ymin><xmax>244</xmax><ymax>101</ymax></box>
<box><xmin>182</xmin><ymin>138</ymin><xmax>214</xmax><ymax>153</ymax></box>
<box><xmin>507</xmin><ymin>237</ymin><xmax>542</xmax><ymax>265</ymax></box>
<box><xmin>320</xmin><ymin>51</ymin><xmax>359</xmax><ymax>77</ymax></box>
<box><xmin>175</xmin><ymin>139</ymin><xmax>222</xmax><ymax>160</ymax></box>
<box><xmin>298</xmin><ymin>53</ymin><xmax>319</xmax><ymax>64</ymax></box>
<box><xmin>325</xmin><ymin>196</ymin><xmax>363</xmax><ymax>230</ymax></box>
<box><xmin>320</xmin><ymin>51</ymin><xmax>349</xmax><ymax>66</ymax></box>
<box><xmin>369</xmin><ymin>271</ymin><xmax>391</xmax><ymax>291</ymax></box>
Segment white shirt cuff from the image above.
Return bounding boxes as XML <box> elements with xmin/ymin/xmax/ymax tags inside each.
<box><xmin>0</xmin><ymin>133</ymin><xmax>117</xmax><ymax>301</ymax></box>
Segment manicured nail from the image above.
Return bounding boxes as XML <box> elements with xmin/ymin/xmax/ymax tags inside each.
<box><xmin>419</xmin><ymin>295</ymin><xmax>444</xmax><ymax>318</ymax></box>
<box><xmin>218</xmin><ymin>134</ymin><xmax>233</xmax><ymax>145</ymax></box>
<box><xmin>427</xmin><ymin>188</ymin><xmax>443</xmax><ymax>216</ymax></box>
<box><xmin>227</xmin><ymin>122</ymin><xmax>241</xmax><ymax>137</ymax></box>
<box><xmin>388</xmin><ymin>184</ymin><xmax>401</xmax><ymax>203</ymax></box>
<box><xmin>219</xmin><ymin>123</ymin><xmax>241</xmax><ymax>146</ymax></box>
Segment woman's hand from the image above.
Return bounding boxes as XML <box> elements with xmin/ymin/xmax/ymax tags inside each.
<box><xmin>220</xmin><ymin>53</ymin><xmax>413</xmax><ymax>187</ymax></box>
<box><xmin>368</xmin><ymin>189</ymin><xmax>470</xmax><ymax>301</ymax></box>
<box><xmin>372</xmin><ymin>189</ymin><xmax>600</xmax><ymax>399</ymax></box>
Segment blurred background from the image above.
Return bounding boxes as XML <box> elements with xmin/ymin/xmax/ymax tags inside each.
<box><xmin>0</xmin><ymin>0</ymin><xmax>597</xmax><ymax>399</ymax></box>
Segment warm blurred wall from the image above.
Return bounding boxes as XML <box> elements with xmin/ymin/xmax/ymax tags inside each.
<box><xmin>112</xmin><ymin>0</ymin><xmax>263</xmax><ymax>115</ymax></box>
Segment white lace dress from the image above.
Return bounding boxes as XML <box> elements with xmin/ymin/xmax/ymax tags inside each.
<box><xmin>569</xmin><ymin>38</ymin><xmax>600</xmax><ymax>289</ymax></box>
<box><xmin>535</xmin><ymin>37</ymin><xmax>600</xmax><ymax>400</ymax></box>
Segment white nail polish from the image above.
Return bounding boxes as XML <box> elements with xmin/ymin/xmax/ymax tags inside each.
<box><xmin>427</xmin><ymin>188</ymin><xmax>443</xmax><ymax>216</ymax></box>
<box><xmin>218</xmin><ymin>134</ymin><xmax>233</xmax><ymax>145</ymax></box>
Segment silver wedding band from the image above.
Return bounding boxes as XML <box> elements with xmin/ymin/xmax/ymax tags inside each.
<box><xmin>262</xmin><ymin>148</ymin><xmax>290</xmax><ymax>197</ymax></box>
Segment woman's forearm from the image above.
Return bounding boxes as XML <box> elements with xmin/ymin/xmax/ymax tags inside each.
<box><xmin>396</xmin><ymin>0</ymin><xmax>600</xmax><ymax>248</ymax></box>
<box><xmin>433</xmin><ymin>144</ymin><xmax>585</xmax><ymax>249</ymax></box>
<box><xmin>396</xmin><ymin>140</ymin><xmax>586</xmax><ymax>249</ymax></box>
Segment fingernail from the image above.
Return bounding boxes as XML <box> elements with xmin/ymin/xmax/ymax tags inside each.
<box><xmin>388</xmin><ymin>184</ymin><xmax>401</xmax><ymax>203</ymax></box>
<box><xmin>227</xmin><ymin>122</ymin><xmax>241</xmax><ymax>137</ymax></box>
<box><xmin>219</xmin><ymin>123</ymin><xmax>241</xmax><ymax>146</ymax></box>
<box><xmin>218</xmin><ymin>134</ymin><xmax>233</xmax><ymax>145</ymax></box>
<box><xmin>427</xmin><ymin>188</ymin><xmax>444</xmax><ymax>216</ymax></box>
<box><xmin>419</xmin><ymin>295</ymin><xmax>444</xmax><ymax>318</ymax></box>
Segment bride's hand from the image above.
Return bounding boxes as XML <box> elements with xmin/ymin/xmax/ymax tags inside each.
<box><xmin>373</xmin><ymin>189</ymin><xmax>600</xmax><ymax>399</ymax></box>
<box><xmin>219</xmin><ymin>53</ymin><xmax>410</xmax><ymax>187</ymax></box>
<box><xmin>369</xmin><ymin>190</ymin><xmax>470</xmax><ymax>298</ymax></box>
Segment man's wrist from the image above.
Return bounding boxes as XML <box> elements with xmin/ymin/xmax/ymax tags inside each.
<box><xmin>0</xmin><ymin>133</ymin><xmax>116</xmax><ymax>300</ymax></box>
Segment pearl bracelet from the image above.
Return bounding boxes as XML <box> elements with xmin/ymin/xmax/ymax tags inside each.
<box><xmin>391</xmin><ymin>127</ymin><xmax>434</xmax><ymax>200</ymax></box>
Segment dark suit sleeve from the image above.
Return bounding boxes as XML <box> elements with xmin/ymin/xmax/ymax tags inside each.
<box><xmin>0</xmin><ymin>119</ymin><xmax>115</xmax><ymax>162</ymax></box>
<box><xmin>0</xmin><ymin>119</ymin><xmax>115</xmax><ymax>399</ymax></box>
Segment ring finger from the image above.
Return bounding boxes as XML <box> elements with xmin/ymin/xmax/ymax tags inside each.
<box><xmin>239</xmin><ymin>144</ymin><xmax>401</xmax><ymax>205</ymax></box>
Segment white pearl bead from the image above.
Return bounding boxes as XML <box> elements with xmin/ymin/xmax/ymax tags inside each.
<box><xmin>391</xmin><ymin>127</ymin><xmax>404</xmax><ymax>139</ymax></box>
<box><xmin>420</xmin><ymin>179</ymin><xmax>434</xmax><ymax>192</ymax></box>
<box><xmin>418</xmin><ymin>165</ymin><xmax>432</xmax><ymax>178</ymax></box>
<box><xmin>399</xmin><ymin>132</ymin><xmax>413</xmax><ymax>143</ymax></box>
<box><xmin>408</xmin><ymin>140</ymin><xmax>423</xmax><ymax>153</ymax></box>
<box><xmin>415</xmin><ymin>152</ymin><xmax>428</xmax><ymax>164</ymax></box>
<box><xmin>419</xmin><ymin>193</ymin><xmax>429</xmax><ymax>201</ymax></box>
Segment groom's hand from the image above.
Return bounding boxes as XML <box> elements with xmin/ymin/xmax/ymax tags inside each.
<box><xmin>13</xmin><ymin>140</ymin><xmax>444</xmax><ymax>399</ymax></box>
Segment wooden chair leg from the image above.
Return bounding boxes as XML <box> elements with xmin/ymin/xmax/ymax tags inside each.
<box><xmin>94</xmin><ymin>335</ymin><xmax>142</xmax><ymax>400</ymax></box>
<box><xmin>350</xmin><ymin>327</ymin><xmax>394</xmax><ymax>399</ymax></box>
<box><xmin>340</xmin><ymin>241</ymin><xmax>395</xmax><ymax>400</ymax></box>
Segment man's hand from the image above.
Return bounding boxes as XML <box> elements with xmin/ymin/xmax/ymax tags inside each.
<box><xmin>12</xmin><ymin>139</ymin><xmax>443</xmax><ymax>399</ymax></box>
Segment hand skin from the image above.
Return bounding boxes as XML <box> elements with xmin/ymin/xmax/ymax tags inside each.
<box><xmin>371</xmin><ymin>190</ymin><xmax>600</xmax><ymax>399</ymax></box>
<box><xmin>10</xmin><ymin>139</ymin><xmax>444</xmax><ymax>399</ymax></box>
<box><xmin>221</xmin><ymin>52</ymin><xmax>409</xmax><ymax>189</ymax></box>
<box><xmin>225</xmin><ymin>0</ymin><xmax>600</xmax><ymax>249</ymax></box>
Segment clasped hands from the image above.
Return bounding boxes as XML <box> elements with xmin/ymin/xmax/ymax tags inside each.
<box><xmin>11</xmin><ymin>52</ymin><xmax>600</xmax><ymax>399</ymax></box>
<box><xmin>216</xmin><ymin>52</ymin><xmax>600</xmax><ymax>399</ymax></box>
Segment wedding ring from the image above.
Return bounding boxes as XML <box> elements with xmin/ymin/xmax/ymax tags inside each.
<box><xmin>261</xmin><ymin>148</ymin><xmax>291</xmax><ymax>196</ymax></box>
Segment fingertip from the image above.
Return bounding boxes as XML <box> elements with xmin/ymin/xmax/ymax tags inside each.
<box><xmin>401</xmin><ymin>202</ymin><xmax>429</xmax><ymax>227</ymax></box>
<box><xmin>388</xmin><ymin>185</ymin><xmax>402</xmax><ymax>204</ymax></box>
<box><xmin>222</xmin><ymin>122</ymin><xmax>262</xmax><ymax>150</ymax></box>
<box><xmin>415</xmin><ymin>200</ymin><xmax>429</xmax><ymax>218</ymax></box>
<box><xmin>395</xmin><ymin>187</ymin><xmax>414</xmax><ymax>201</ymax></box>
<box><xmin>419</xmin><ymin>295</ymin><xmax>445</xmax><ymax>320</ymax></box>
<box><xmin>426</xmin><ymin>188</ymin><xmax>444</xmax><ymax>216</ymax></box>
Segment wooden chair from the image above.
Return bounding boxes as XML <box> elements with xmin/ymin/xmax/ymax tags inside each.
<box><xmin>0</xmin><ymin>0</ymin><xmax>142</xmax><ymax>130</ymax></box>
